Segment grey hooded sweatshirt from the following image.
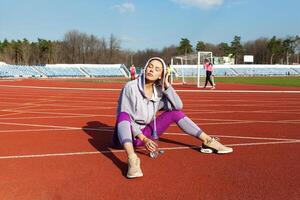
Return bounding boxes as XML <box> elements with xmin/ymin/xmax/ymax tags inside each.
<box><xmin>116</xmin><ymin>57</ymin><xmax>183</xmax><ymax>138</ymax></box>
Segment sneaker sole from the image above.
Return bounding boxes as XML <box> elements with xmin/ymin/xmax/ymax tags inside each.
<box><xmin>200</xmin><ymin>146</ymin><xmax>233</xmax><ymax>154</ymax></box>
<box><xmin>200</xmin><ymin>147</ymin><xmax>213</xmax><ymax>154</ymax></box>
<box><xmin>216</xmin><ymin>149</ymin><xmax>233</xmax><ymax>154</ymax></box>
<box><xmin>127</xmin><ymin>172</ymin><xmax>143</xmax><ymax>179</ymax></box>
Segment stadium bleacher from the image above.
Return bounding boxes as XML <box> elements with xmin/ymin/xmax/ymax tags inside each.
<box><xmin>292</xmin><ymin>68</ymin><xmax>300</xmax><ymax>74</ymax></box>
<box><xmin>0</xmin><ymin>65</ymin><xmax>41</xmax><ymax>77</ymax></box>
<box><xmin>172</xmin><ymin>64</ymin><xmax>300</xmax><ymax>77</ymax></box>
<box><xmin>0</xmin><ymin>63</ymin><xmax>299</xmax><ymax>78</ymax></box>
<box><xmin>0</xmin><ymin>64</ymin><xmax>129</xmax><ymax>78</ymax></box>
<box><xmin>34</xmin><ymin>65</ymin><xmax>86</xmax><ymax>77</ymax></box>
<box><xmin>233</xmin><ymin>67</ymin><xmax>299</xmax><ymax>76</ymax></box>
<box><xmin>81</xmin><ymin>64</ymin><xmax>127</xmax><ymax>77</ymax></box>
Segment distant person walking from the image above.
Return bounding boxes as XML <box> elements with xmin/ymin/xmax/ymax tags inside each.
<box><xmin>130</xmin><ymin>64</ymin><xmax>136</xmax><ymax>80</ymax></box>
<box><xmin>203</xmin><ymin>58</ymin><xmax>215</xmax><ymax>89</ymax></box>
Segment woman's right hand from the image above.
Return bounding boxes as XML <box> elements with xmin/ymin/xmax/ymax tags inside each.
<box><xmin>143</xmin><ymin>137</ymin><xmax>158</xmax><ymax>152</ymax></box>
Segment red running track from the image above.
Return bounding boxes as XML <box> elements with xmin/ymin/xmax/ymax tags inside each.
<box><xmin>0</xmin><ymin>78</ymin><xmax>299</xmax><ymax>200</ymax></box>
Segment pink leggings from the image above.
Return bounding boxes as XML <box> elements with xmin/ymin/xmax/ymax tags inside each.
<box><xmin>116</xmin><ymin>110</ymin><xmax>186</xmax><ymax>147</ymax></box>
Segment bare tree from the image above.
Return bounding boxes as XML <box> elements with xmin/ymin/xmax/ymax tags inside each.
<box><xmin>244</xmin><ymin>38</ymin><xmax>269</xmax><ymax>64</ymax></box>
<box><xmin>108</xmin><ymin>34</ymin><xmax>121</xmax><ymax>63</ymax></box>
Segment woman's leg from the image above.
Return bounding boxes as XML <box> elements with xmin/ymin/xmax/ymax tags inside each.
<box><xmin>208</xmin><ymin>77</ymin><xmax>213</xmax><ymax>87</ymax></box>
<box><xmin>133</xmin><ymin>110</ymin><xmax>212</xmax><ymax>146</ymax></box>
<box><xmin>115</xmin><ymin>112</ymin><xmax>143</xmax><ymax>178</ymax></box>
<box><xmin>133</xmin><ymin>110</ymin><xmax>184</xmax><ymax>146</ymax></box>
<box><xmin>205</xmin><ymin>71</ymin><xmax>214</xmax><ymax>87</ymax></box>
<box><xmin>175</xmin><ymin>114</ymin><xmax>232</xmax><ymax>153</ymax></box>
<box><xmin>204</xmin><ymin>71</ymin><xmax>210</xmax><ymax>87</ymax></box>
<box><xmin>211</xmin><ymin>75</ymin><xmax>216</xmax><ymax>86</ymax></box>
<box><xmin>115</xmin><ymin>112</ymin><xmax>133</xmax><ymax>146</ymax></box>
<box><xmin>131</xmin><ymin>110</ymin><xmax>232</xmax><ymax>154</ymax></box>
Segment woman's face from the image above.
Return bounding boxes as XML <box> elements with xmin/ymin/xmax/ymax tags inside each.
<box><xmin>145</xmin><ymin>60</ymin><xmax>163</xmax><ymax>82</ymax></box>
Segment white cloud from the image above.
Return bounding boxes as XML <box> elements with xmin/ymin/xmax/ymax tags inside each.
<box><xmin>225</xmin><ymin>0</ymin><xmax>247</xmax><ymax>8</ymax></box>
<box><xmin>112</xmin><ymin>3</ymin><xmax>135</xmax><ymax>14</ymax></box>
<box><xmin>171</xmin><ymin>0</ymin><xmax>224</xmax><ymax>9</ymax></box>
<box><xmin>121</xmin><ymin>36</ymin><xmax>136</xmax><ymax>44</ymax></box>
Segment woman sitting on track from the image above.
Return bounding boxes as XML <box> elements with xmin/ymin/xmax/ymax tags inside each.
<box><xmin>112</xmin><ymin>57</ymin><xmax>233</xmax><ymax>178</ymax></box>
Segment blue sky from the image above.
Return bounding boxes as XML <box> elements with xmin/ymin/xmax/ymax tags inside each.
<box><xmin>0</xmin><ymin>0</ymin><xmax>299</xmax><ymax>50</ymax></box>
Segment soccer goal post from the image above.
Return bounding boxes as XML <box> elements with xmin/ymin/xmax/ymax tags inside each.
<box><xmin>170</xmin><ymin>51</ymin><xmax>213</xmax><ymax>87</ymax></box>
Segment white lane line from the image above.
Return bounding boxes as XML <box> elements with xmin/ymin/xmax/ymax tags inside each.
<box><xmin>165</xmin><ymin>133</ymin><xmax>300</xmax><ymax>141</ymax></box>
<box><xmin>0</xmin><ymin>94</ymin><xmax>118</xmax><ymax>101</ymax></box>
<box><xmin>212</xmin><ymin>134</ymin><xmax>299</xmax><ymax>141</ymax></box>
<box><xmin>0</xmin><ymin>106</ymin><xmax>115</xmax><ymax>114</ymax></box>
<box><xmin>0</xmin><ymin>151</ymin><xmax>115</xmax><ymax>159</ymax></box>
<box><xmin>226</xmin><ymin>140</ymin><xmax>300</xmax><ymax>147</ymax></box>
<box><xmin>0</xmin><ymin>128</ymin><xmax>79</xmax><ymax>133</ymax></box>
<box><xmin>0</xmin><ymin>84</ymin><xmax>121</xmax><ymax>91</ymax></box>
<box><xmin>0</xmin><ymin>79</ymin><xmax>18</xmax><ymax>82</ymax></box>
<box><xmin>4</xmin><ymin>102</ymin><xmax>300</xmax><ymax>113</ymax></box>
<box><xmin>0</xmin><ymin>127</ymin><xmax>113</xmax><ymax>133</ymax></box>
<box><xmin>2</xmin><ymin>95</ymin><xmax>299</xmax><ymax>106</ymax></box>
<box><xmin>199</xmin><ymin>121</ymin><xmax>300</xmax><ymax>125</ymax></box>
<box><xmin>1</xmin><ymin>84</ymin><xmax>300</xmax><ymax>93</ymax></box>
<box><xmin>191</xmin><ymin>117</ymin><xmax>300</xmax><ymax>124</ymax></box>
<box><xmin>178</xmin><ymin>89</ymin><xmax>300</xmax><ymax>93</ymax></box>
<box><xmin>0</xmin><ymin>109</ymin><xmax>115</xmax><ymax>117</ymax></box>
<box><xmin>0</xmin><ymin>100</ymin><xmax>51</xmax><ymax>116</ymax></box>
<box><xmin>0</xmin><ymin>121</ymin><xmax>113</xmax><ymax>131</ymax></box>
<box><xmin>1</xmin><ymin>109</ymin><xmax>299</xmax><ymax>121</ymax></box>
<box><xmin>182</xmin><ymin>99</ymin><xmax>300</xmax><ymax>103</ymax></box>
<box><xmin>0</xmin><ymin>140</ymin><xmax>299</xmax><ymax>160</ymax></box>
<box><xmin>0</xmin><ymin>114</ymin><xmax>112</xmax><ymax>120</ymax></box>
<box><xmin>1</xmin><ymin>115</ymin><xmax>299</xmax><ymax>124</ymax></box>
<box><xmin>0</xmin><ymin>124</ymin><xmax>299</xmax><ymax>142</ymax></box>
<box><xmin>0</xmin><ymin>121</ymin><xmax>92</xmax><ymax>129</ymax></box>
<box><xmin>281</xmin><ymin>119</ymin><xmax>300</xmax><ymax>122</ymax></box>
<box><xmin>1</xmin><ymin>109</ymin><xmax>299</xmax><ymax>124</ymax></box>
<box><xmin>185</xmin><ymin>104</ymin><xmax>300</xmax><ymax>108</ymax></box>
<box><xmin>156</xmin><ymin>140</ymin><xmax>300</xmax><ymax>150</ymax></box>
<box><xmin>0</xmin><ymin>103</ymin><xmax>116</xmax><ymax>110</ymax></box>
<box><xmin>184</xmin><ymin>110</ymin><xmax>300</xmax><ymax>115</ymax></box>
<box><xmin>198</xmin><ymin>121</ymin><xmax>261</xmax><ymax>125</ymax></box>
<box><xmin>0</xmin><ymin>124</ymin><xmax>298</xmax><ymax>142</ymax></box>
<box><xmin>0</xmin><ymin>112</ymin><xmax>21</xmax><ymax>117</ymax></box>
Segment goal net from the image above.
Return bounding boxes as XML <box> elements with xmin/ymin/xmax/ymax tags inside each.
<box><xmin>170</xmin><ymin>51</ymin><xmax>213</xmax><ymax>87</ymax></box>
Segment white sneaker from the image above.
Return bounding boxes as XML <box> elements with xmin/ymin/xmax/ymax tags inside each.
<box><xmin>127</xmin><ymin>155</ymin><xmax>143</xmax><ymax>178</ymax></box>
<box><xmin>201</xmin><ymin>137</ymin><xmax>233</xmax><ymax>154</ymax></box>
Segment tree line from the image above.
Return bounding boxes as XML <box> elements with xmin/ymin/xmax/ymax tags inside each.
<box><xmin>0</xmin><ymin>30</ymin><xmax>299</xmax><ymax>67</ymax></box>
<box><xmin>177</xmin><ymin>35</ymin><xmax>300</xmax><ymax>65</ymax></box>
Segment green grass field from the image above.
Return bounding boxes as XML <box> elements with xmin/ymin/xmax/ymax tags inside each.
<box><xmin>214</xmin><ymin>76</ymin><xmax>300</xmax><ymax>87</ymax></box>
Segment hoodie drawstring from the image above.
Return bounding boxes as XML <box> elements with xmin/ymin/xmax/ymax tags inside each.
<box><xmin>152</xmin><ymin>102</ymin><xmax>158</xmax><ymax>140</ymax></box>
